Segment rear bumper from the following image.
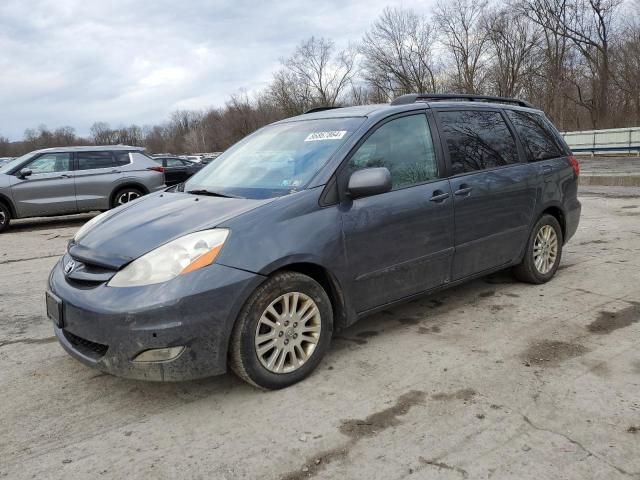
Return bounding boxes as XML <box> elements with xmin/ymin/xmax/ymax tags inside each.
<box><xmin>564</xmin><ymin>197</ymin><xmax>581</xmax><ymax>243</ymax></box>
<box><xmin>48</xmin><ymin>258</ymin><xmax>264</xmax><ymax>381</ymax></box>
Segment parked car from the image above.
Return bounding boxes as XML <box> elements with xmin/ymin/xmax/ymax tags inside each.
<box><xmin>0</xmin><ymin>157</ymin><xmax>14</xmax><ymax>166</ymax></box>
<box><xmin>0</xmin><ymin>146</ymin><xmax>165</xmax><ymax>232</ymax></box>
<box><xmin>152</xmin><ymin>156</ymin><xmax>203</xmax><ymax>185</ymax></box>
<box><xmin>47</xmin><ymin>94</ymin><xmax>581</xmax><ymax>389</ymax></box>
<box><xmin>200</xmin><ymin>153</ymin><xmax>223</xmax><ymax>165</ymax></box>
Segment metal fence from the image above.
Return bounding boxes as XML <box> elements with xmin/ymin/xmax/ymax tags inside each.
<box><xmin>562</xmin><ymin>127</ymin><xmax>640</xmax><ymax>156</ymax></box>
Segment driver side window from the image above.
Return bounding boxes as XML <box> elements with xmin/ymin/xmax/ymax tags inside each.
<box><xmin>27</xmin><ymin>153</ymin><xmax>71</xmax><ymax>174</ymax></box>
<box><xmin>348</xmin><ymin>114</ymin><xmax>438</xmax><ymax>190</ymax></box>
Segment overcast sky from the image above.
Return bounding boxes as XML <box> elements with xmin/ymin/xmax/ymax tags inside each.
<box><xmin>0</xmin><ymin>0</ymin><xmax>429</xmax><ymax>140</ymax></box>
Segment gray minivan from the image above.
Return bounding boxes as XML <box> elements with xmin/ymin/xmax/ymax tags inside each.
<box><xmin>47</xmin><ymin>94</ymin><xmax>581</xmax><ymax>389</ymax></box>
<box><xmin>0</xmin><ymin>145</ymin><xmax>165</xmax><ymax>232</ymax></box>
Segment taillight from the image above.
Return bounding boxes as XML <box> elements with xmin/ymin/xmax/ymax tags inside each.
<box><xmin>147</xmin><ymin>166</ymin><xmax>165</xmax><ymax>173</ymax></box>
<box><xmin>568</xmin><ymin>155</ymin><xmax>580</xmax><ymax>176</ymax></box>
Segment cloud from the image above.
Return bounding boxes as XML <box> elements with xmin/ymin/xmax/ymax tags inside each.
<box><xmin>0</xmin><ymin>0</ymin><xmax>428</xmax><ymax>140</ymax></box>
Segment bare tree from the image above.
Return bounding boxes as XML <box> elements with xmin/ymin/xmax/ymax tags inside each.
<box><xmin>283</xmin><ymin>37</ymin><xmax>357</xmax><ymax>107</ymax></box>
<box><xmin>612</xmin><ymin>12</ymin><xmax>640</xmax><ymax>124</ymax></box>
<box><xmin>359</xmin><ymin>7</ymin><xmax>440</xmax><ymax>99</ymax></box>
<box><xmin>517</xmin><ymin>0</ymin><xmax>623</xmax><ymax>128</ymax></box>
<box><xmin>434</xmin><ymin>0</ymin><xmax>491</xmax><ymax>94</ymax></box>
<box><xmin>484</xmin><ymin>9</ymin><xmax>541</xmax><ymax>97</ymax></box>
<box><xmin>268</xmin><ymin>68</ymin><xmax>313</xmax><ymax>115</ymax></box>
<box><xmin>90</xmin><ymin>122</ymin><xmax>117</xmax><ymax>144</ymax></box>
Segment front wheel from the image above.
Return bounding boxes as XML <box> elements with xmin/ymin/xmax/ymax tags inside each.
<box><xmin>229</xmin><ymin>271</ymin><xmax>333</xmax><ymax>389</ymax></box>
<box><xmin>0</xmin><ymin>203</ymin><xmax>10</xmax><ymax>233</ymax></box>
<box><xmin>513</xmin><ymin>214</ymin><xmax>563</xmax><ymax>284</ymax></box>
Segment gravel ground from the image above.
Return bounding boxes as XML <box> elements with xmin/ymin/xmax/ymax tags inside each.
<box><xmin>1</xmin><ymin>189</ymin><xmax>639</xmax><ymax>480</ymax></box>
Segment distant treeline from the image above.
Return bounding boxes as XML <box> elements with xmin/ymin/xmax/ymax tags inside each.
<box><xmin>2</xmin><ymin>0</ymin><xmax>639</xmax><ymax>157</ymax></box>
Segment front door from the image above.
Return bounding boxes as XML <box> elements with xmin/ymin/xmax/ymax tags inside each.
<box><xmin>341</xmin><ymin>112</ymin><xmax>454</xmax><ymax>313</ymax></box>
<box><xmin>434</xmin><ymin>108</ymin><xmax>537</xmax><ymax>280</ymax></box>
<box><xmin>10</xmin><ymin>152</ymin><xmax>77</xmax><ymax>217</ymax></box>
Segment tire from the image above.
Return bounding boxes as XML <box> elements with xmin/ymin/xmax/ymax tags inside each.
<box><xmin>229</xmin><ymin>271</ymin><xmax>333</xmax><ymax>390</ymax></box>
<box><xmin>0</xmin><ymin>202</ymin><xmax>10</xmax><ymax>233</ymax></box>
<box><xmin>513</xmin><ymin>214</ymin><xmax>563</xmax><ymax>284</ymax></box>
<box><xmin>111</xmin><ymin>187</ymin><xmax>143</xmax><ymax>208</ymax></box>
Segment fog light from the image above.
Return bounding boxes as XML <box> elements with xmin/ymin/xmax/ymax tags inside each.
<box><xmin>133</xmin><ymin>346</ymin><xmax>185</xmax><ymax>363</ymax></box>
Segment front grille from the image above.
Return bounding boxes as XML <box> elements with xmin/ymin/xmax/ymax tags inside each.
<box><xmin>65</xmin><ymin>255</ymin><xmax>117</xmax><ymax>287</ymax></box>
<box><xmin>63</xmin><ymin>330</ymin><xmax>108</xmax><ymax>359</ymax></box>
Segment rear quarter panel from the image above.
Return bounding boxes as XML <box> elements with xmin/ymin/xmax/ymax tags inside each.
<box><xmin>531</xmin><ymin>157</ymin><xmax>580</xmax><ymax>243</ymax></box>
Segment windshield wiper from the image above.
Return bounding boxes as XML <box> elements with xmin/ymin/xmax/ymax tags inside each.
<box><xmin>186</xmin><ymin>189</ymin><xmax>241</xmax><ymax>199</ymax></box>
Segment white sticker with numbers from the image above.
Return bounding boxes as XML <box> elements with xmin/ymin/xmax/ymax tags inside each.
<box><xmin>304</xmin><ymin>130</ymin><xmax>347</xmax><ymax>142</ymax></box>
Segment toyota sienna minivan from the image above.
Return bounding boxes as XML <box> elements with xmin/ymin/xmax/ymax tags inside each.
<box><xmin>47</xmin><ymin>94</ymin><xmax>581</xmax><ymax>389</ymax></box>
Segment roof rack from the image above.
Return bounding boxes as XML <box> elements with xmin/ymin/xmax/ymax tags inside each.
<box><xmin>390</xmin><ymin>93</ymin><xmax>534</xmax><ymax>108</ymax></box>
<box><xmin>303</xmin><ymin>106</ymin><xmax>343</xmax><ymax>114</ymax></box>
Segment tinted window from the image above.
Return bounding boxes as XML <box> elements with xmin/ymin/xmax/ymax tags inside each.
<box><xmin>438</xmin><ymin>110</ymin><xmax>519</xmax><ymax>174</ymax></box>
<box><xmin>76</xmin><ymin>152</ymin><xmax>114</xmax><ymax>170</ymax></box>
<box><xmin>166</xmin><ymin>158</ymin><xmax>186</xmax><ymax>167</ymax></box>
<box><xmin>27</xmin><ymin>153</ymin><xmax>72</xmax><ymax>174</ymax></box>
<box><xmin>114</xmin><ymin>152</ymin><xmax>131</xmax><ymax>166</ymax></box>
<box><xmin>506</xmin><ymin>110</ymin><xmax>564</xmax><ymax>161</ymax></box>
<box><xmin>348</xmin><ymin>114</ymin><xmax>438</xmax><ymax>189</ymax></box>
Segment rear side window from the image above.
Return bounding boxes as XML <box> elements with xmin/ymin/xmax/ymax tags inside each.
<box><xmin>348</xmin><ymin>114</ymin><xmax>438</xmax><ymax>190</ymax></box>
<box><xmin>113</xmin><ymin>152</ymin><xmax>131</xmax><ymax>166</ymax></box>
<box><xmin>438</xmin><ymin>110</ymin><xmax>519</xmax><ymax>174</ymax></box>
<box><xmin>76</xmin><ymin>152</ymin><xmax>115</xmax><ymax>170</ymax></box>
<box><xmin>166</xmin><ymin>158</ymin><xmax>186</xmax><ymax>167</ymax></box>
<box><xmin>506</xmin><ymin>111</ymin><xmax>564</xmax><ymax>161</ymax></box>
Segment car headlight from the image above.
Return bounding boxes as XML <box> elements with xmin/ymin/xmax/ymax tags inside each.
<box><xmin>108</xmin><ymin>229</ymin><xmax>230</xmax><ymax>287</ymax></box>
<box><xmin>74</xmin><ymin>211</ymin><xmax>110</xmax><ymax>243</ymax></box>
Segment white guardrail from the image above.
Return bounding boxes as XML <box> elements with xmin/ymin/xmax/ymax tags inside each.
<box><xmin>562</xmin><ymin>127</ymin><xmax>640</xmax><ymax>156</ymax></box>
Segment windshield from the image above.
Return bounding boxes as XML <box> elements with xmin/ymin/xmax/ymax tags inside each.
<box><xmin>0</xmin><ymin>152</ymin><xmax>36</xmax><ymax>174</ymax></box>
<box><xmin>183</xmin><ymin>117</ymin><xmax>364</xmax><ymax>199</ymax></box>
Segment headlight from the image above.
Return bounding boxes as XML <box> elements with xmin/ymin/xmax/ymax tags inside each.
<box><xmin>108</xmin><ymin>229</ymin><xmax>229</xmax><ymax>287</ymax></box>
<box><xmin>74</xmin><ymin>211</ymin><xmax>110</xmax><ymax>243</ymax></box>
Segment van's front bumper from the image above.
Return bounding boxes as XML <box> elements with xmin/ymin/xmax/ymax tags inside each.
<box><xmin>48</xmin><ymin>257</ymin><xmax>264</xmax><ymax>381</ymax></box>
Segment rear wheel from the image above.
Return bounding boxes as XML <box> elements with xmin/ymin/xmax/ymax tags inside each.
<box><xmin>513</xmin><ymin>214</ymin><xmax>563</xmax><ymax>284</ymax></box>
<box><xmin>0</xmin><ymin>203</ymin><xmax>10</xmax><ymax>233</ymax></box>
<box><xmin>111</xmin><ymin>187</ymin><xmax>143</xmax><ymax>208</ymax></box>
<box><xmin>229</xmin><ymin>271</ymin><xmax>333</xmax><ymax>389</ymax></box>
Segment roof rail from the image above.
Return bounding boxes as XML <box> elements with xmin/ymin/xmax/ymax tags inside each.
<box><xmin>303</xmin><ymin>106</ymin><xmax>343</xmax><ymax>114</ymax></box>
<box><xmin>390</xmin><ymin>93</ymin><xmax>534</xmax><ymax>109</ymax></box>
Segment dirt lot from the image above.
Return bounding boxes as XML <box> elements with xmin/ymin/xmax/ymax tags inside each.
<box><xmin>1</xmin><ymin>188</ymin><xmax>639</xmax><ymax>480</ymax></box>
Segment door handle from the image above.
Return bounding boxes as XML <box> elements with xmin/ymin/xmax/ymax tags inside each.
<box><xmin>60</xmin><ymin>174</ymin><xmax>71</xmax><ymax>178</ymax></box>
<box><xmin>541</xmin><ymin>165</ymin><xmax>553</xmax><ymax>175</ymax></box>
<box><xmin>454</xmin><ymin>186</ymin><xmax>472</xmax><ymax>196</ymax></box>
<box><xmin>429</xmin><ymin>191</ymin><xmax>450</xmax><ymax>203</ymax></box>
<box><xmin>111</xmin><ymin>170</ymin><xmax>122</xmax><ymax>174</ymax></box>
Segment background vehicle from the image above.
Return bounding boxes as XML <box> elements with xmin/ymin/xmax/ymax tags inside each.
<box><xmin>48</xmin><ymin>95</ymin><xmax>580</xmax><ymax>389</ymax></box>
<box><xmin>0</xmin><ymin>146</ymin><xmax>165</xmax><ymax>233</ymax></box>
<box><xmin>152</xmin><ymin>156</ymin><xmax>203</xmax><ymax>185</ymax></box>
<box><xmin>0</xmin><ymin>157</ymin><xmax>14</xmax><ymax>166</ymax></box>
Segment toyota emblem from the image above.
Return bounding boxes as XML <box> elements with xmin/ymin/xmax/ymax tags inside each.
<box><xmin>64</xmin><ymin>259</ymin><xmax>76</xmax><ymax>275</ymax></box>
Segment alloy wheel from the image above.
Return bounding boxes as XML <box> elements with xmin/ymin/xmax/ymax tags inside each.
<box><xmin>116</xmin><ymin>190</ymin><xmax>141</xmax><ymax>205</ymax></box>
<box><xmin>254</xmin><ymin>292</ymin><xmax>321</xmax><ymax>374</ymax></box>
<box><xmin>533</xmin><ymin>224</ymin><xmax>558</xmax><ymax>274</ymax></box>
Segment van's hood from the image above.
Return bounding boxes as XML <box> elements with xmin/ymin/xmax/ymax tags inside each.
<box><xmin>69</xmin><ymin>192</ymin><xmax>275</xmax><ymax>269</ymax></box>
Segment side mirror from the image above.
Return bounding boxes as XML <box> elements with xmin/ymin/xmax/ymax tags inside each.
<box><xmin>347</xmin><ymin>167</ymin><xmax>392</xmax><ymax>199</ymax></box>
<box><xmin>18</xmin><ymin>168</ymin><xmax>32</xmax><ymax>179</ymax></box>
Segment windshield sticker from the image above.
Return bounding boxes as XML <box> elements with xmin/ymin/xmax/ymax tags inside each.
<box><xmin>304</xmin><ymin>130</ymin><xmax>347</xmax><ymax>142</ymax></box>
